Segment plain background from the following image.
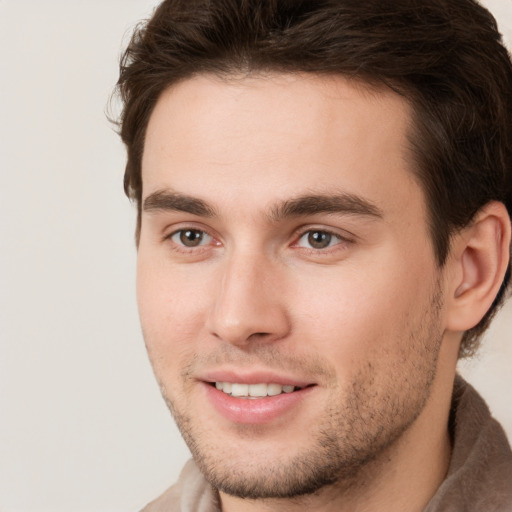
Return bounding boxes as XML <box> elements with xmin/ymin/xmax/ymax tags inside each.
<box><xmin>0</xmin><ymin>1</ymin><xmax>511</xmax><ymax>511</ymax></box>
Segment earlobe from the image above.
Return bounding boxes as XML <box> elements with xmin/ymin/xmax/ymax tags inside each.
<box><xmin>446</xmin><ymin>201</ymin><xmax>511</xmax><ymax>332</ymax></box>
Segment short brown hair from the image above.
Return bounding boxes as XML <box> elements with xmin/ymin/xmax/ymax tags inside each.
<box><xmin>116</xmin><ymin>0</ymin><xmax>512</xmax><ymax>357</ymax></box>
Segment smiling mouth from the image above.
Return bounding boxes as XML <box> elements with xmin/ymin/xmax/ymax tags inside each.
<box><xmin>212</xmin><ymin>382</ymin><xmax>310</xmax><ymax>398</ymax></box>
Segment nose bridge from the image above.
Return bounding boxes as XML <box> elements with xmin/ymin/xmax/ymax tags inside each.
<box><xmin>207</xmin><ymin>246</ymin><xmax>289</xmax><ymax>345</ymax></box>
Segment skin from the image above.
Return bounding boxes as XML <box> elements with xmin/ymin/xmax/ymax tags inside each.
<box><xmin>137</xmin><ymin>73</ymin><xmax>469</xmax><ymax>511</ymax></box>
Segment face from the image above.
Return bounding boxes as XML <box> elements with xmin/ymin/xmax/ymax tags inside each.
<box><xmin>137</xmin><ymin>73</ymin><xmax>448</xmax><ymax>499</ymax></box>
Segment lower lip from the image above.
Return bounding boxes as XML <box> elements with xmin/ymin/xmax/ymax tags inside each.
<box><xmin>203</xmin><ymin>383</ymin><xmax>315</xmax><ymax>425</ymax></box>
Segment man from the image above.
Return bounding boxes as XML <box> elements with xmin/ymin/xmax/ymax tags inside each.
<box><xmin>116</xmin><ymin>0</ymin><xmax>512</xmax><ymax>510</ymax></box>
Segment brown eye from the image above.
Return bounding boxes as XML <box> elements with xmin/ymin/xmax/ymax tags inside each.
<box><xmin>307</xmin><ymin>231</ymin><xmax>332</xmax><ymax>249</ymax></box>
<box><xmin>296</xmin><ymin>230</ymin><xmax>342</xmax><ymax>250</ymax></box>
<box><xmin>180</xmin><ymin>230</ymin><xmax>203</xmax><ymax>246</ymax></box>
<box><xmin>171</xmin><ymin>229</ymin><xmax>211</xmax><ymax>247</ymax></box>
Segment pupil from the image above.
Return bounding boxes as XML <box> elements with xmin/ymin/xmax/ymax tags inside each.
<box><xmin>180</xmin><ymin>230</ymin><xmax>203</xmax><ymax>247</ymax></box>
<box><xmin>308</xmin><ymin>231</ymin><xmax>331</xmax><ymax>249</ymax></box>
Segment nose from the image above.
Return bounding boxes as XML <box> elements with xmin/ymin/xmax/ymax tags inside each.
<box><xmin>206</xmin><ymin>252</ymin><xmax>291</xmax><ymax>346</ymax></box>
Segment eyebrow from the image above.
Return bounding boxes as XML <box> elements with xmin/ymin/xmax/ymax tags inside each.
<box><xmin>268</xmin><ymin>193</ymin><xmax>383</xmax><ymax>222</ymax></box>
<box><xmin>143</xmin><ymin>190</ymin><xmax>216</xmax><ymax>217</ymax></box>
<box><xmin>142</xmin><ymin>189</ymin><xmax>383</xmax><ymax>221</ymax></box>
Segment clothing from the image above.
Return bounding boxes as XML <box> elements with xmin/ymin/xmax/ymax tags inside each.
<box><xmin>423</xmin><ymin>377</ymin><xmax>512</xmax><ymax>511</ymax></box>
<box><xmin>141</xmin><ymin>376</ymin><xmax>512</xmax><ymax>512</ymax></box>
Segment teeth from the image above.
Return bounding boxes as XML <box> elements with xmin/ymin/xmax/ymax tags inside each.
<box><xmin>231</xmin><ymin>383</ymin><xmax>249</xmax><ymax>397</ymax></box>
<box><xmin>249</xmin><ymin>383</ymin><xmax>267</xmax><ymax>397</ymax></box>
<box><xmin>214</xmin><ymin>382</ymin><xmax>298</xmax><ymax>398</ymax></box>
<box><xmin>267</xmin><ymin>383</ymin><xmax>282</xmax><ymax>396</ymax></box>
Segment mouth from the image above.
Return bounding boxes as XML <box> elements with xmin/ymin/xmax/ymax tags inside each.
<box><xmin>203</xmin><ymin>378</ymin><xmax>317</xmax><ymax>424</ymax></box>
<box><xmin>211</xmin><ymin>381</ymin><xmax>308</xmax><ymax>398</ymax></box>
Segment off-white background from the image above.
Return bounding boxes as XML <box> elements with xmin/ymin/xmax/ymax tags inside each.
<box><xmin>0</xmin><ymin>1</ymin><xmax>510</xmax><ymax>511</ymax></box>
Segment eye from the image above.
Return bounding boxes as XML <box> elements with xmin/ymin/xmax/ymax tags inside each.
<box><xmin>296</xmin><ymin>230</ymin><xmax>343</xmax><ymax>250</ymax></box>
<box><xmin>170</xmin><ymin>229</ymin><xmax>213</xmax><ymax>248</ymax></box>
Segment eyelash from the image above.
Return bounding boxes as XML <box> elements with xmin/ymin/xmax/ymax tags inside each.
<box><xmin>165</xmin><ymin>225</ymin><xmax>353</xmax><ymax>255</ymax></box>
<box><xmin>292</xmin><ymin>227</ymin><xmax>353</xmax><ymax>253</ymax></box>
<box><xmin>165</xmin><ymin>227</ymin><xmax>217</xmax><ymax>253</ymax></box>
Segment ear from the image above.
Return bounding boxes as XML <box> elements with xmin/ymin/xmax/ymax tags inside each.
<box><xmin>445</xmin><ymin>201</ymin><xmax>511</xmax><ymax>333</ymax></box>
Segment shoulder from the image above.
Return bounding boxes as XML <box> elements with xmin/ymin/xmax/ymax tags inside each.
<box><xmin>426</xmin><ymin>376</ymin><xmax>512</xmax><ymax>511</ymax></box>
<box><xmin>140</xmin><ymin>459</ymin><xmax>220</xmax><ymax>512</ymax></box>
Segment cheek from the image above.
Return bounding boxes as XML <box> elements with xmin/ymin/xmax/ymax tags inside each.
<box><xmin>290</xmin><ymin>258</ymin><xmax>432</xmax><ymax>367</ymax></box>
<box><xmin>136</xmin><ymin>255</ymin><xmax>210</xmax><ymax>373</ymax></box>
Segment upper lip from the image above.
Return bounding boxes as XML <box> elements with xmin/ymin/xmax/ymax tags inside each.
<box><xmin>199</xmin><ymin>369</ymin><xmax>315</xmax><ymax>388</ymax></box>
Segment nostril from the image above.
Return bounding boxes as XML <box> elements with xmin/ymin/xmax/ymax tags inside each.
<box><xmin>247</xmin><ymin>332</ymin><xmax>271</xmax><ymax>341</ymax></box>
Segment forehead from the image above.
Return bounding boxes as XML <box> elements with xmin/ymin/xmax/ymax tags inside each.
<box><xmin>141</xmin><ymin>72</ymin><xmax>421</xmax><ymax>220</ymax></box>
